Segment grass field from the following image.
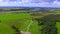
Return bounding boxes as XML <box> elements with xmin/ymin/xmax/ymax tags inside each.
<box><xmin>56</xmin><ymin>22</ymin><xmax>60</xmax><ymax>34</ymax></box>
<box><xmin>0</xmin><ymin>23</ymin><xmax>14</xmax><ymax>34</ymax></box>
<box><xmin>0</xmin><ymin>12</ymin><xmax>41</xmax><ymax>34</ymax></box>
<box><xmin>0</xmin><ymin>10</ymin><xmax>60</xmax><ymax>34</ymax></box>
<box><xmin>55</xmin><ymin>11</ymin><xmax>60</xmax><ymax>34</ymax></box>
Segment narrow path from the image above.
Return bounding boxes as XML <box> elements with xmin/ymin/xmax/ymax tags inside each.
<box><xmin>26</xmin><ymin>20</ymin><xmax>33</xmax><ymax>32</ymax></box>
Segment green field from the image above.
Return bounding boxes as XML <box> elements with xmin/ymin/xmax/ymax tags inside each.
<box><xmin>56</xmin><ymin>22</ymin><xmax>60</xmax><ymax>34</ymax></box>
<box><xmin>55</xmin><ymin>10</ymin><xmax>60</xmax><ymax>34</ymax></box>
<box><xmin>0</xmin><ymin>12</ymin><xmax>41</xmax><ymax>34</ymax></box>
<box><xmin>0</xmin><ymin>10</ymin><xmax>60</xmax><ymax>34</ymax></box>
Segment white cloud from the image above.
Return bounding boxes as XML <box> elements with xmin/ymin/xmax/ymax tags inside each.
<box><xmin>0</xmin><ymin>0</ymin><xmax>60</xmax><ymax>8</ymax></box>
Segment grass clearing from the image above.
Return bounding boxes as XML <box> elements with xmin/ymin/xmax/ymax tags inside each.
<box><xmin>56</xmin><ymin>22</ymin><xmax>60</xmax><ymax>34</ymax></box>
<box><xmin>0</xmin><ymin>12</ymin><xmax>40</xmax><ymax>34</ymax></box>
<box><xmin>0</xmin><ymin>23</ymin><xmax>14</xmax><ymax>34</ymax></box>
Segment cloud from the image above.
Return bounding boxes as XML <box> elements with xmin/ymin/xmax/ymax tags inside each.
<box><xmin>0</xmin><ymin>0</ymin><xmax>60</xmax><ymax>8</ymax></box>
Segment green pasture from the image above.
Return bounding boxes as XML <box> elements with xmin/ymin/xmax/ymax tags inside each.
<box><xmin>0</xmin><ymin>10</ymin><xmax>60</xmax><ymax>34</ymax></box>
<box><xmin>0</xmin><ymin>23</ymin><xmax>14</xmax><ymax>34</ymax></box>
<box><xmin>0</xmin><ymin>12</ymin><xmax>40</xmax><ymax>34</ymax></box>
<box><xmin>56</xmin><ymin>22</ymin><xmax>60</xmax><ymax>34</ymax></box>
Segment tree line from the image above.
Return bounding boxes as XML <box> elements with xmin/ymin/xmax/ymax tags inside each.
<box><xmin>35</xmin><ymin>14</ymin><xmax>60</xmax><ymax>34</ymax></box>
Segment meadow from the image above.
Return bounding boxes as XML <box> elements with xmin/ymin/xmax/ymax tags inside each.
<box><xmin>0</xmin><ymin>12</ymin><xmax>40</xmax><ymax>34</ymax></box>
<box><xmin>0</xmin><ymin>9</ymin><xmax>60</xmax><ymax>34</ymax></box>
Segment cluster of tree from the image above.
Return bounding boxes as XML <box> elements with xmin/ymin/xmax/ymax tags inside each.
<box><xmin>12</xmin><ymin>25</ymin><xmax>21</xmax><ymax>34</ymax></box>
<box><xmin>40</xmin><ymin>20</ymin><xmax>57</xmax><ymax>34</ymax></box>
<box><xmin>35</xmin><ymin>14</ymin><xmax>60</xmax><ymax>34</ymax></box>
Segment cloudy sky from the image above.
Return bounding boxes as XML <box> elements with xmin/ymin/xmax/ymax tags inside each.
<box><xmin>0</xmin><ymin>0</ymin><xmax>60</xmax><ymax>8</ymax></box>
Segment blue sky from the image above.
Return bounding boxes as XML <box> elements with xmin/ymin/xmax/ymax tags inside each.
<box><xmin>0</xmin><ymin>0</ymin><xmax>60</xmax><ymax>8</ymax></box>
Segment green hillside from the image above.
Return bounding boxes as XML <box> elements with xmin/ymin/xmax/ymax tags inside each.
<box><xmin>0</xmin><ymin>12</ymin><xmax>40</xmax><ymax>34</ymax></box>
<box><xmin>0</xmin><ymin>23</ymin><xmax>14</xmax><ymax>34</ymax></box>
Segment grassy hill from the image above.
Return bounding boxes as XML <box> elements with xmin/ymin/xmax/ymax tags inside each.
<box><xmin>0</xmin><ymin>12</ymin><xmax>40</xmax><ymax>34</ymax></box>
<box><xmin>0</xmin><ymin>23</ymin><xmax>14</xmax><ymax>34</ymax></box>
<box><xmin>0</xmin><ymin>9</ymin><xmax>60</xmax><ymax>34</ymax></box>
